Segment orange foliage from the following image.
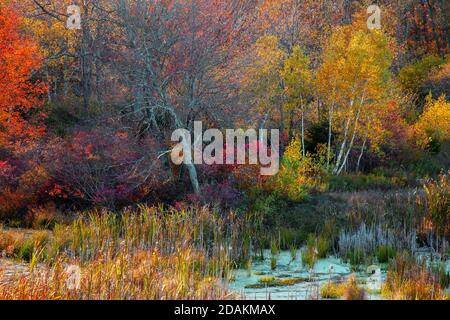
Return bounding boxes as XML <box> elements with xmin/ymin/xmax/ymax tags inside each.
<box><xmin>0</xmin><ymin>5</ymin><xmax>46</xmax><ymax>147</ymax></box>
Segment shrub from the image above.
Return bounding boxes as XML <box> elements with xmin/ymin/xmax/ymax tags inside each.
<box><xmin>44</xmin><ymin>127</ymin><xmax>167</xmax><ymax>207</ymax></box>
<box><xmin>414</xmin><ymin>95</ymin><xmax>450</xmax><ymax>153</ymax></box>
<box><xmin>26</xmin><ymin>202</ymin><xmax>58</xmax><ymax>230</ymax></box>
<box><xmin>399</xmin><ymin>54</ymin><xmax>443</xmax><ymax>96</ymax></box>
<box><xmin>0</xmin><ymin>230</ymin><xmax>23</xmax><ymax>258</ymax></box>
<box><xmin>200</xmin><ymin>182</ymin><xmax>243</xmax><ymax>209</ymax></box>
<box><xmin>269</xmin><ymin>138</ymin><xmax>327</xmax><ymax>202</ymax></box>
<box><xmin>0</xmin><ymin>153</ymin><xmax>49</xmax><ymax>223</ymax></box>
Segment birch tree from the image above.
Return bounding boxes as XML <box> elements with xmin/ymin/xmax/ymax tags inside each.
<box><xmin>317</xmin><ymin>17</ymin><xmax>393</xmax><ymax>175</ymax></box>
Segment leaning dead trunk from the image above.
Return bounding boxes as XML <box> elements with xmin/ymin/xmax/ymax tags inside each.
<box><xmin>186</xmin><ymin>162</ymin><xmax>201</xmax><ymax>194</ymax></box>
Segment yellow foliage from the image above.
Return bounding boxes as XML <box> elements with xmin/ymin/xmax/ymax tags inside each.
<box><xmin>414</xmin><ymin>95</ymin><xmax>450</xmax><ymax>149</ymax></box>
<box><xmin>281</xmin><ymin>46</ymin><xmax>312</xmax><ymax>110</ymax></box>
<box><xmin>242</xmin><ymin>36</ymin><xmax>287</xmax><ymax>111</ymax></box>
<box><xmin>320</xmin><ymin>281</ymin><xmax>345</xmax><ymax>299</ymax></box>
<box><xmin>269</xmin><ymin>138</ymin><xmax>327</xmax><ymax>201</ymax></box>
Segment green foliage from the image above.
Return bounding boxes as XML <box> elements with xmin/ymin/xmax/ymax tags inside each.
<box><xmin>302</xmin><ymin>234</ymin><xmax>330</xmax><ymax>269</ymax></box>
<box><xmin>301</xmin><ymin>245</ymin><xmax>317</xmax><ymax>269</ymax></box>
<box><xmin>328</xmin><ymin>174</ymin><xmax>406</xmax><ymax>192</ymax></box>
<box><xmin>270</xmin><ymin>138</ymin><xmax>327</xmax><ymax>202</ymax></box>
<box><xmin>304</xmin><ymin>122</ymin><xmax>332</xmax><ymax>155</ymax></box>
<box><xmin>414</xmin><ymin>95</ymin><xmax>450</xmax><ymax>153</ymax></box>
<box><xmin>14</xmin><ymin>232</ymin><xmax>49</xmax><ymax>263</ymax></box>
<box><xmin>252</xmin><ymin>191</ymin><xmax>279</xmax><ymax>216</ymax></box>
<box><xmin>316</xmin><ymin>236</ymin><xmax>331</xmax><ymax>259</ymax></box>
<box><xmin>245</xmin><ymin>276</ymin><xmax>307</xmax><ymax>289</ymax></box>
<box><xmin>281</xmin><ymin>45</ymin><xmax>312</xmax><ymax>110</ymax></box>
<box><xmin>43</xmin><ymin>102</ymin><xmax>80</xmax><ymax>137</ymax></box>
<box><xmin>346</xmin><ymin>249</ymin><xmax>365</xmax><ymax>269</ymax></box>
<box><xmin>376</xmin><ymin>245</ymin><xmax>396</xmax><ymax>264</ymax></box>
<box><xmin>431</xmin><ymin>263</ymin><xmax>450</xmax><ymax>289</ymax></box>
<box><xmin>399</xmin><ymin>55</ymin><xmax>443</xmax><ymax>95</ymax></box>
<box><xmin>270</xmin><ymin>239</ymin><xmax>279</xmax><ymax>270</ymax></box>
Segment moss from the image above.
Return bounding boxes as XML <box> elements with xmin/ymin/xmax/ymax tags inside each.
<box><xmin>259</xmin><ymin>276</ymin><xmax>276</xmax><ymax>283</ymax></box>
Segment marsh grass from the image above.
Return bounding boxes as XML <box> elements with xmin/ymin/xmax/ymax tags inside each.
<box><xmin>422</xmin><ymin>171</ymin><xmax>449</xmax><ymax>237</ymax></box>
<box><xmin>0</xmin><ymin>206</ymin><xmax>239</xmax><ymax>300</ymax></box>
<box><xmin>302</xmin><ymin>234</ymin><xmax>330</xmax><ymax>269</ymax></box>
<box><xmin>320</xmin><ymin>281</ymin><xmax>345</xmax><ymax>299</ymax></box>
<box><xmin>382</xmin><ymin>251</ymin><xmax>445</xmax><ymax>300</ymax></box>
<box><xmin>342</xmin><ymin>275</ymin><xmax>366</xmax><ymax>300</ymax></box>
<box><xmin>338</xmin><ymin>223</ymin><xmax>417</xmax><ymax>267</ymax></box>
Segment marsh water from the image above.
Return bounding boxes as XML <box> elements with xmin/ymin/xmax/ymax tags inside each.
<box><xmin>229</xmin><ymin>250</ymin><xmax>384</xmax><ymax>300</ymax></box>
<box><xmin>228</xmin><ymin>249</ymin><xmax>450</xmax><ymax>300</ymax></box>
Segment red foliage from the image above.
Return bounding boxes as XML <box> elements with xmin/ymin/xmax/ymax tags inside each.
<box><xmin>44</xmin><ymin>126</ymin><xmax>167</xmax><ymax>207</ymax></box>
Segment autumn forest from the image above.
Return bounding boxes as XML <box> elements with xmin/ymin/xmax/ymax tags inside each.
<box><xmin>0</xmin><ymin>0</ymin><xmax>449</xmax><ymax>301</ymax></box>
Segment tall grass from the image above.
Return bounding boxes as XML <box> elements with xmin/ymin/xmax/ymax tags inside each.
<box><xmin>382</xmin><ymin>251</ymin><xmax>445</xmax><ymax>300</ymax></box>
<box><xmin>0</xmin><ymin>206</ymin><xmax>240</xmax><ymax>300</ymax></box>
<box><xmin>338</xmin><ymin>223</ymin><xmax>416</xmax><ymax>265</ymax></box>
<box><xmin>422</xmin><ymin>171</ymin><xmax>449</xmax><ymax>237</ymax></box>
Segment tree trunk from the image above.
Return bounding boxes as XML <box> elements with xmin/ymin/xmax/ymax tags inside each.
<box><xmin>180</xmin><ymin>129</ymin><xmax>201</xmax><ymax>195</ymax></box>
<box><xmin>301</xmin><ymin>109</ymin><xmax>305</xmax><ymax>158</ymax></box>
<box><xmin>333</xmin><ymin>97</ymin><xmax>355</xmax><ymax>174</ymax></box>
<box><xmin>279</xmin><ymin>104</ymin><xmax>285</xmax><ymax>157</ymax></box>
<box><xmin>356</xmin><ymin>134</ymin><xmax>368</xmax><ymax>173</ymax></box>
<box><xmin>186</xmin><ymin>162</ymin><xmax>201</xmax><ymax>194</ymax></box>
<box><xmin>426</xmin><ymin>0</ymin><xmax>442</xmax><ymax>55</ymax></box>
<box><xmin>337</xmin><ymin>92</ymin><xmax>365</xmax><ymax>175</ymax></box>
<box><xmin>327</xmin><ymin>103</ymin><xmax>334</xmax><ymax>170</ymax></box>
<box><xmin>80</xmin><ymin>1</ymin><xmax>92</xmax><ymax>110</ymax></box>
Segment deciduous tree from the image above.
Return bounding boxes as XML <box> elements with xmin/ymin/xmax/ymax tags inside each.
<box><xmin>0</xmin><ymin>5</ymin><xmax>46</xmax><ymax>147</ymax></box>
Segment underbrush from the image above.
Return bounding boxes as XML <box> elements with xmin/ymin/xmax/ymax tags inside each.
<box><xmin>328</xmin><ymin>174</ymin><xmax>408</xmax><ymax>192</ymax></box>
